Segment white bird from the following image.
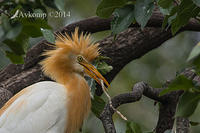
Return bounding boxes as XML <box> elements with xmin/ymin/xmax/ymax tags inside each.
<box><xmin>0</xmin><ymin>28</ymin><xmax>109</xmax><ymax>133</ymax></box>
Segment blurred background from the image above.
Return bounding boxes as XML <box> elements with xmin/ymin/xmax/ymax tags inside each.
<box><xmin>0</xmin><ymin>0</ymin><xmax>200</xmax><ymax>132</ymax></box>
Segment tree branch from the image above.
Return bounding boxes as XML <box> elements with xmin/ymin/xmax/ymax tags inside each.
<box><xmin>1</xmin><ymin>11</ymin><xmax>200</xmax><ymax>84</ymax></box>
<box><xmin>100</xmin><ymin>68</ymin><xmax>198</xmax><ymax>133</ymax></box>
<box><xmin>0</xmin><ymin>11</ymin><xmax>200</xmax><ymax>133</ymax></box>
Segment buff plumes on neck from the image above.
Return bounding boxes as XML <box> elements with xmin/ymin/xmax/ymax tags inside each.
<box><xmin>40</xmin><ymin>28</ymin><xmax>101</xmax><ymax>133</ymax></box>
<box><xmin>40</xmin><ymin>28</ymin><xmax>100</xmax><ymax>83</ymax></box>
<box><xmin>40</xmin><ymin>28</ymin><xmax>111</xmax><ymax>133</ymax></box>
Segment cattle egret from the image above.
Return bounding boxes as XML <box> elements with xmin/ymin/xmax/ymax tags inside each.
<box><xmin>0</xmin><ymin>28</ymin><xmax>110</xmax><ymax>133</ymax></box>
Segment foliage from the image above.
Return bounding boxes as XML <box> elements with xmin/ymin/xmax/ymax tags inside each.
<box><xmin>86</xmin><ymin>56</ymin><xmax>113</xmax><ymax>117</ymax></box>
<box><xmin>111</xmin><ymin>5</ymin><xmax>135</xmax><ymax>35</ymax></box>
<box><xmin>91</xmin><ymin>95</ymin><xmax>105</xmax><ymax>118</ymax></box>
<box><xmin>96</xmin><ymin>0</ymin><xmax>128</xmax><ymax>18</ymax></box>
<box><xmin>159</xmin><ymin>75</ymin><xmax>194</xmax><ymax>96</ymax></box>
<box><xmin>96</xmin><ymin>0</ymin><xmax>200</xmax><ymax>130</ymax></box>
<box><xmin>134</xmin><ymin>0</ymin><xmax>155</xmax><ymax>29</ymax></box>
<box><xmin>159</xmin><ymin>42</ymin><xmax>200</xmax><ymax>118</ymax></box>
<box><xmin>176</xmin><ymin>91</ymin><xmax>200</xmax><ymax>117</ymax></box>
<box><xmin>96</xmin><ymin>0</ymin><xmax>200</xmax><ymax>35</ymax></box>
<box><xmin>0</xmin><ymin>0</ymin><xmax>65</xmax><ymax>64</ymax></box>
<box><xmin>187</xmin><ymin>42</ymin><xmax>200</xmax><ymax>61</ymax></box>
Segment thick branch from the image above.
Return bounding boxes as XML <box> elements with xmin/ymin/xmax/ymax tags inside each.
<box><xmin>100</xmin><ymin>69</ymin><xmax>198</xmax><ymax>133</ymax></box>
<box><xmin>0</xmin><ymin>27</ymin><xmax>173</xmax><ymax>96</ymax></box>
<box><xmin>1</xmin><ymin>11</ymin><xmax>200</xmax><ymax>83</ymax></box>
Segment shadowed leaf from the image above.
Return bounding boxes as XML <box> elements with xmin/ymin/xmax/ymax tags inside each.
<box><xmin>96</xmin><ymin>0</ymin><xmax>128</xmax><ymax>18</ymax></box>
<box><xmin>158</xmin><ymin>0</ymin><xmax>173</xmax><ymax>9</ymax></box>
<box><xmin>134</xmin><ymin>0</ymin><xmax>155</xmax><ymax>29</ymax></box>
<box><xmin>176</xmin><ymin>91</ymin><xmax>200</xmax><ymax>117</ymax></box>
<box><xmin>159</xmin><ymin>75</ymin><xmax>194</xmax><ymax>96</ymax></box>
<box><xmin>5</xmin><ymin>51</ymin><xmax>24</xmax><ymax>64</ymax></box>
<box><xmin>187</xmin><ymin>42</ymin><xmax>200</xmax><ymax>61</ymax></box>
<box><xmin>41</xmin><ymin>28</ymin><xmax>55</xmax><ymax>43</ymax></box>
<box><xmin>91</xmin><ymin>95</ymin><xmax>105</xmax><ymax>118</ymax></box>
<box><xmin>97</xmin><ymin>61</ymin><xmax>113</xmax><ymax>75</ymax></box>
<box><xmin>111</xmin><ymin>5</ymin><xmax>135</xmax><ymax>35</ymax></box>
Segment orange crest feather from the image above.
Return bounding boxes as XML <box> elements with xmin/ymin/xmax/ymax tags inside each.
<box><xmin>40</xmin><ymin>28</ymin><xmax>100</xmax><ymax>82</ymax></box>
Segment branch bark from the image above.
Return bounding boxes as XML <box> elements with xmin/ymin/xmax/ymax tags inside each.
<box><xmin>100</xmin><ymin>68</ymin><xmax>198</xmax><ymax>133</ymax></box>
<box><xmin>0</xmin><ymin>11</ymin><xmax>200</xmax><ymax>133</ymax></box>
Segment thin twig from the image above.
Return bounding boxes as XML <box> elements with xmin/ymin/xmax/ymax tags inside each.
<box><xmin>100</xmin><ymin>80</ymin><xmax>127</xmax><ymax>121</ymax></box>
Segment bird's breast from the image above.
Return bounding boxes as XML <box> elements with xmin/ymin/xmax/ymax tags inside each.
<box><xmin>64</xmin><ymin>74</ymin><xmax>91</xmax><ymax>133</ymax></box>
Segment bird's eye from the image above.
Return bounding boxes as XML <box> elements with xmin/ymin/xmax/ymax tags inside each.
<box><xmin>77</xmin><ymin>55</ymin><xmax>83</xmax><ymax>62</ymax></box>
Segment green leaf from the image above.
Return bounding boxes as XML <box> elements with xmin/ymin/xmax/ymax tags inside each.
<box><xmin>96</xmin><ymin>0</ymin><xmax>128</xmax><ymax>18</ymax></box>
<box><xmin>159</xmin><ymin>7</ymin><xmax>171</xmax><ymax>15</ymax></box>
<box><xmin>162</xmin><ymin>6</ymin><xmax>178</xmax><ymax>29</ymax></box>
<box><xmin>126</xmin><ymin>121</ymin><xmax>142</xmax><ymax>133</ymax></box>
<box><xmin>86</xmin><ymin>77</ymin><xmax>97</xmax><ymax>98</ymax></box>
<box><xmin>3</xmin><ymin>39</ymin><xmax>25</xmax><ymax>55</ymax></box>
<box><xmin>176</xmin><ymin>91</ymin><xmax>200</xmax><ymax>117</ymax></box>
<box><xmin>22</xmin><ymin>25</ymin><xmax>42</xmax><ymax>38</ymax></box>
<box><xmin>3</xmin><ymin>30</ymin><xmax>29</xmax><ymax>59</ymax></box>
<box><xmin>158</xmin><ymin>0</ymin><xmax>173</xmax><ymax>9</ymax></box>
<box><xmin>192</xmin><ymin>0</ymin><xmax>200</xmax><ymax>7</ymax></box>
<box><xmin>1</xmin><ymin>15</ymin><xmax>12</xmax><ymax>32</ymax></box>
<box><xmin>41</xmin><ymin>28</ymin><xmax>55</xmax><ymax>43</ymax></box>
<box><xmin>15</xmin><ymin>32</ymin><xmax>29</xmax><ymax>53</ymax></box>
<box><xmin>111</xmin><ymin>5</ymin><xmax>135</xmax><ymax>35</ymax></box>
<box><xmin>95</xmin><ymin>55</ymin><xmax>111</xmax><ymax>61</ymax></box>
<box><xmin>33</xmin><ymin>19</ymin><xmax>51</xmax><ymax>29</ymax></box>
<box><xmin>159</xmin><ymin>75</ymin><xmax>194</xmax><ymax>96</ymax></box>
<box><xmin>5</xmin><ymin>51</ymin><xmax>24</xmax><ymax>64</ymax></box>
<box><xmin>91</xmin><ymin>95</ymin><xmax>105</xmax><ymax>118</ymax></box>
<box><xmin>161</xmin><ymin>0</ymin><xmax>200</xmax><ymax>34</ymax></box>
<box><xmin>187</xmin><ymin>42</ymin><xmax>200</xmax><ymax>61</ymax></box>
<box><xmin>134</xmin><ymin>0</ymin><xmax>155</xmax><ymax>29</ymax></box>
<box><xmin>190</xmin><ymin>121</ymin><xmax>200</xmax><ymax>126</ymax></box>
<box><xmin>20</xmin><ymin>18</ymin><xmax>51</xmax><ymax>37</ymax></box>
<box><xmin>171</xmin><ymin>0</ymin><xmax>197</xmax><ymax>35</ymax></box>
<box><xmin>97</xmin><ymin>61</ymin><xmax>113</xmax><ymax>75</ymax></box>
<box><xmin>193</xmin><ymin>56</ymin><xmax>200</xmax><ymax>71</ymax></box>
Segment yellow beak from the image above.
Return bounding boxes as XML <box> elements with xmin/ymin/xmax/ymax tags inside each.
<box><xmin>79</xmin><ymin>61</ymin><xmax>110</xmax><ymax>89</ymax></box>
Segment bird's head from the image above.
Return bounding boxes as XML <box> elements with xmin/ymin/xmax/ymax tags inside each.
<box><xmin>40</xmin><ymin>28</ymin><xmax>109</xmax><ymax>87</ymax></box>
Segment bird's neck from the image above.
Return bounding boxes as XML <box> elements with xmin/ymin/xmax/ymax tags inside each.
<box><xmin>61</xmin><ymin>73</ymin><xmax>91</xmax><ymax>133</ymax></box>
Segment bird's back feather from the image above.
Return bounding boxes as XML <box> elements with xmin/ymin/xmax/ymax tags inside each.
<box><xmin>0</xmin><ymin>81</ymin><xmax>68</xmax><ymax>133</ymax></box>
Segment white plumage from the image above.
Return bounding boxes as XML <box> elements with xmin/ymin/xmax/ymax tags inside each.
<box><xmin>0</xmin><ymin>81</ymin><xmax>68</xmax><ymax>133</ymax></box>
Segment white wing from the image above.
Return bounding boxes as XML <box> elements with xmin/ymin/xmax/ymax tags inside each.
<box><xmin>0</xmin><ymin>81</ymin><xmax>68</xmax><ymax>133</ymax></box>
